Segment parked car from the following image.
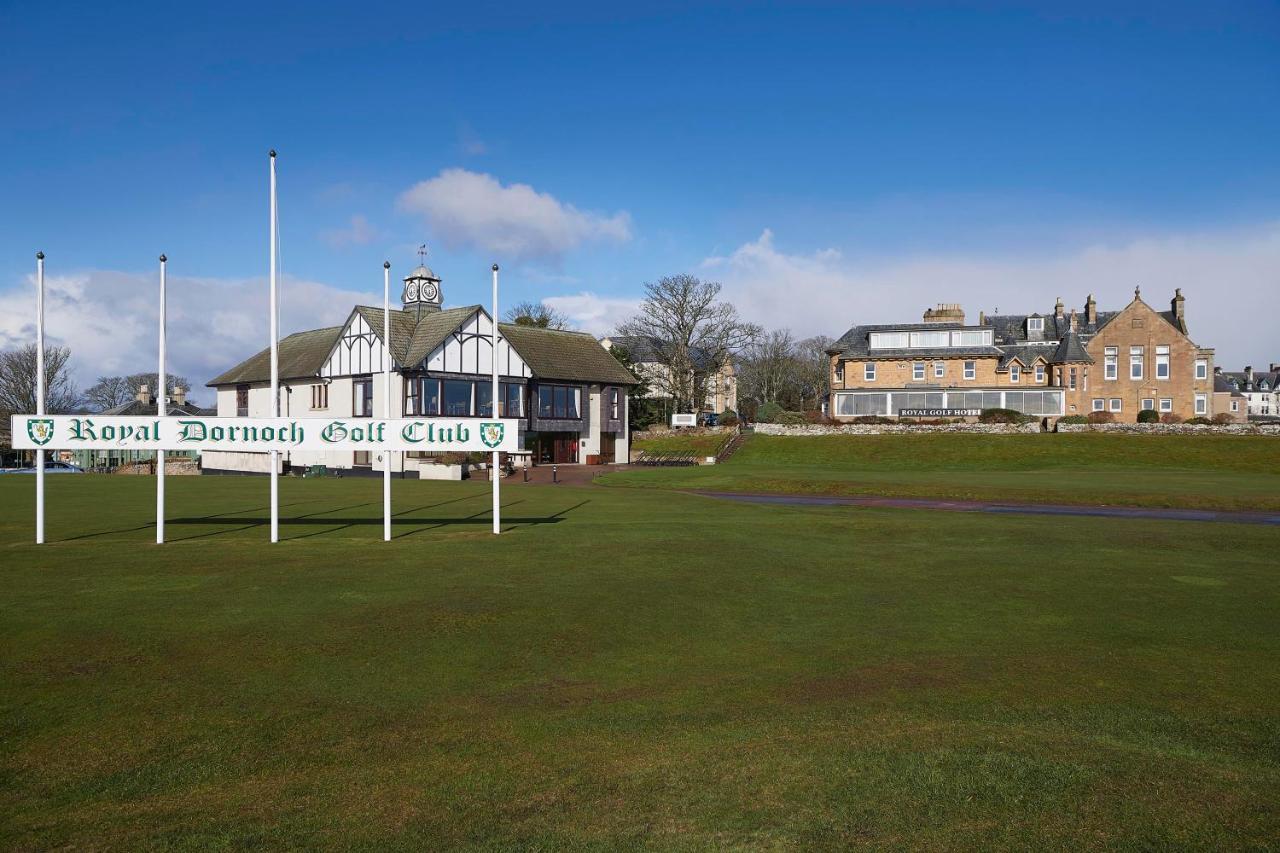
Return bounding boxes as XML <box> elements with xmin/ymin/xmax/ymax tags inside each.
<box><xmin>2</xmin><ymin>461</ymin><xmax>85</xmax><ymax>474</ymax></box>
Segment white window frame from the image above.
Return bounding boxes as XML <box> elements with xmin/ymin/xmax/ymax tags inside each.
<box><xmin>1155</xmin><ymin>345</ymin><xmax>1170</xmax><ymax>380</ymax></box>
<box><xmin>1130</xmin><ymin>346</ymin><xmax>1144</xmax><ymax>380</ymax></box>
<box><xmin>1027</xmin><ymin>317</ymin><xmax>1044</xmax><ymax>333</ymax></box>
<box><xmin>310</xmin><ymin>383</ymin><xmax>328</xmax><ymax>410</ymax></box>
<box><xmin>1104</xmin><ymin>347</ymin><xmax>1118</xmax><ymax>380</ymax></box>
<box><xmin>1159</xmin><ymin>398</ymin><xmax>1173</xmax><ymax>412</ymax></box>
<box><xmin>912</xmin><ymin>362</ymin><xmax>925</xmax><ymax>381</ymax></box>
<box><xmin>1230</xmin><ymin>400</ymin><xmax>1239</xmax><ymax>412</ymax></box>
<box><xmin>864</xmin><ymin>362</ymin><xmax>876</xmax><ymax>382</ymax></box>
<box><xmin>1195</xmin><ymin>359</ymin><xmax>1208</xmax><ymax>380</ymax></box>
<box><xmin>1034</xmin><ymin>363</ymin><xmax>1045</xmax><ymax>383</ymax></box>
<box><xmin>1109</xmin><ymin>398</ymin><xmax>1122</xmax><ymax>413</ymax></box>
<box><xmin>1092</xmin><ymin>398</ymin><xmax>1105</xmax><ymax>411</ymax></box>
<box><xmin>963</xmin><ymin>360</ymin><xmax>976</xmax><ymax>380</ymax></box>
<box><xmin>1010</xmin><ymin>364</ymin><xmax>1020</xmax><ymax>383</ymax></box>
<box><xmin>1194</xmin><ymin>393</ymin><xmax>1207</xmax><ymax>415</ymax></box>
<box><xmin>934</xmin><ymin>362</ymin><xmax>945</xmax><ymax>379</ymax></box>
<box><xmin>1141</xmin><ymin>398</ymin><xmax>1154</xmax><ymax>411</ymax></box>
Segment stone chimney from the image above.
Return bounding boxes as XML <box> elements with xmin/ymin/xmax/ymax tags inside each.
<box><xmin>922</xmin><ymin>303</ymin><xmax>965</xmax><ymax>325</ymax></box>
<box><xmin>1069</xmin><ymin>308</ymin><xmax>1078</xmax><ymax>332</ymax></box>
<box><xmin>172</xmin><ymin>386</ymin><xmax>186</xmax><ymax>406</ymax></box>
<box><xmin>1245</xmin><ymin>366</ymin><xmax>1254</xmax><ymax>389</ymax></box>
<box><xmin>136</xmin><ymin>384</ymin><xmax>152</xmax><ymax>405</ymax></box>
<box><xmin>1214</xmin><ymin>366</ymin><xmax>1223</xmax><ymax>376</ymax></box>
<box><xmin>1270</xmin><ymin>362</ymin><xmax>1280</xmax><ymax>373</ymax></box>
<box><xmin>1085</xmin><ymin>293</ymin><xmax>1097</xmax><ymax>326</ymax></box>
<box><xmin>1054</xmin><ymin>297</ymin><xmax>1064</xmax><ymax>320</ymax></box>
<box><xmin>1171</xmin><ymin>288</ymin><xmax>1187</xmax><ymax>332</ymax></box>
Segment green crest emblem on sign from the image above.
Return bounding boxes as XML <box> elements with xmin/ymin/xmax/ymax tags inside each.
<box><xmin>27</xmin><ymin>418</ymin><xmax>54</xmax><ymax>446</ymax></box>
<box><xmin>479</xmin><ymin>421</ymin><xmax>505</xmax><ymax>449</ymax></box>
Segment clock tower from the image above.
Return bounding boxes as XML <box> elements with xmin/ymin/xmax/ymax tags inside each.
<box><xmin>402</xmin><ymin>256</ymin><xmax>443</xmax><ymax>318</ymax></box>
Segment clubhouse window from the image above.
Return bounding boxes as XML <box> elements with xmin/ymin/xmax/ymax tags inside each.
<box><xmin>1104</xmin><ymin>347</ymin><xmax>1118</xmax><ymax>380</ymax></box>
<box><xmin>235</xmin><ymin>384</ymin><xmax>249</xmax><ymax>417</ymax></box>
<box><xmin>442</xmin><ymin>380</ymin><xmax>473</xmax><ymax>416</ymax></box>
<box><xmin>1130</xmin><ymin>346</ymin><xmax>1144</xmax><ymax>380</ymax></box>
<box><xmin>310</xmin><ymin>383</ymin><xmax>328</xmax><ymax>410</ymax></box>
<box><xmin>608</xmin><ymin>388</ymin><xmax>620</xmax><ymax>420</ymax></box>
<box><xmin>1156</xmin><ymin>345</ymin><xmax>1170</xmax><ymax>379</ymax></box>
<box><xmin>934</xmin><ymin>362</ymin><xmax>945</xmax><ymax>379</ymax></box>
<box><xmin>1195</xmin><ymin>393</ymin><xmax>1208</xmax><ymax>415</ymax></box>
<box><xmin>353</xmin><ymin>376</ymin><xmax>374</xmax><ymax>417</ymax></box>
<box><xmin>1141</xmin><ymin>398</ymin><xmax>1154</xmax><ymax>411</ymax></box>
<box><xmin>1109</xmin><ymin>398</ymin><xmax>1122</xmax><ymax>412</ymax></box>
<box><xmin>1159</xmin><ymin>398</ymin><xmax>1173</xmax><ymax>412</ymax></box>
<box><xmin>1010</xmin><ymin>364</ymin><xmax>1021</xmax><ymax>383</ymax></box>
<box><xmin>538</xmin><ymin>384</ymin><xmax>581</xmax><ymax>419</ymax></box>
<box><xmin>864</xmin><ymin>363</ymin><xmax>876</xmax><ymax>381</ymax></box>
<box><xmin>1195</xmin><ymin>359</ymin><xmax>1208</xmax><ymax>380</ymax></box>
<box><xmin>406</xmin><ymin>379</ymin><xmax>522</xmax><ymax>417</ymax></box>
<box><xmin>913</xmin><ymin>362</ymin><xmax>925</xmax><ymax>381</ymax></box>
<box><xmin>1034</xmin><ymin>363</ymin><xmax>1045</xmax><ymax>383</ymax></box>
<box><xmin>963</xmin><ymin>360</ymin><xmax>976</xmax><ymax>380</ymax></box>
<box><xmin>1092</xmin><ymin>398</ymin><xmax>1105</xmax><ymax>411</ymax></box>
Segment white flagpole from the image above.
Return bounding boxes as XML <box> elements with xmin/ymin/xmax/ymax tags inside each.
<box><xmin>269</xmin><ymin>150</ymin><xmax>279</xmax><ymax>543</ymax></box>
<box><xmin>35</xmin><ymin>251</ymin><xmax>45</xmax><ymax>545</ymax></box>
<box><xmin>491</xmin><ymin>263</ymin><xmax>500</xmax><ymax>535</ymax></box>
<box><xmin>157</xmin><ymin>254</ymin><xmax>167</xmax><ymax>544</ymax></box>
<box><xmin>383</xmin><ymin>261</ymin><xmax>392</xmax><ymax>542</ymax></box>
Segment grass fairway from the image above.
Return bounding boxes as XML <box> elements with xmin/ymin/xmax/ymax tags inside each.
<box><xmin>2</xmin><ymin>474</ymin><xmax>1278</xmax><ymax>848</ymax></box>
<box><xmin>608</xmin><ymin>433</ymin><xmax>1280</xmax><ymax>511</ymax></box>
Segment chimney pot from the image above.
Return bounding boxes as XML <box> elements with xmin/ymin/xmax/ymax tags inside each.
<box><xmin>173</xmin><ymin>386</ymin><xmax>186</xmax><ymax>406</ymax></box>
<box><xmin>1054</xmin><ymin>297</ymin><xmax>1064</xmax><ymax>318</ymax></box>
<box><xmin>136</xmin><ymin>384</ymin><xmax>151</xmax><ymax>404</ymax></box>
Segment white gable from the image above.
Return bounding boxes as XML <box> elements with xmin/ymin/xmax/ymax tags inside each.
<box><xmin>423</xmin><ymin>310</ymin><xmax>531</xmax><ymax>379</ymax></box>
<box><xmin>319</xmin><ymin>311</ymin><xmax>390</xmax><ymax>378</ymax></box>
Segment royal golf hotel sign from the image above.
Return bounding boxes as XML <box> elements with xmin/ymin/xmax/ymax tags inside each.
<box><xmin>12</xmin><ymin>415</ymin><xmax>520</xmax><ymax>453</ymax></box>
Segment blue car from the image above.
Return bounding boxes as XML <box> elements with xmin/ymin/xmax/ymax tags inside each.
<box><xmin>2</xmin><ymin>461</ymin><xmax>85</xmax><ymax>474</ymax></box>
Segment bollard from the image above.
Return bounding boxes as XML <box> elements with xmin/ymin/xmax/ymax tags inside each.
<box><xmin>552</xmin><ymin>464</ymin><xmax>558</xmax><ymax>484</ymax></box>
<box><xmin>523</xmin><ymin>462</ymin><xmax>529</xmax><ymax>482</ymax></box>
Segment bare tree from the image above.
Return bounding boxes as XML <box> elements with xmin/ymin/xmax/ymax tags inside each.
<box><xmin>739</xmin><ymin>329</ymin><xmax>798</xmax><ymax>408</ymax></box>
<box><xmin>83</xmin><ymin>375</ymin><xmax>134</xmax><ymax>411</ymax></box>
<box><xmin>0</xmin><ymin>344</ymin><xmax>81</xmax><ymax>415</ymax></box>
<box><xmin>795</xmin><ymin>334</ymin><xmax>834</xmax><ymax>411</ymax></box>
<box><xmin>504</xmin><ymin>301</ymin><xmax>571</xmax><ymax>330</ymax></box>
<box><xmin>616</xmin><ymin>274</ymin><xmax>760</xmax><ymax>413</ymax></box>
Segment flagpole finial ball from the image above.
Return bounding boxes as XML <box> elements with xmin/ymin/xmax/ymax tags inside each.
<box><xmin>36</xmin><ymin>251</ymin><xmax>44</xmax><ymax>260</ymax></box>
<box><xmin>159</xmin><ymin>254</ymin><xmax>167</xmax><ymax>262</ymax></box>
<box><xmin>269</xmin><ymin>149</ymin><xmax>277</xmax><ymax>158</ymax></box>
<box><xmin>383</xmin><ymin>261</ymin><xmax>390</xmax><ymax>269</ymax></box>
<box><xmin>492</xmin><ymin>263</ymin><xmax>499</xmax><ymax>271</ymax></box>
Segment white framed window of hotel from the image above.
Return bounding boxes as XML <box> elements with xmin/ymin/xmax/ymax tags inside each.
<box><xmin>864</xmin><ymin>362</ymin><xmax>876</xmax><ymax>381</ymax></box>
<box><xmin>868</xmin><ymin>332</ymin><xmax>909</xmax><ymax>349</ymax></box>
<box><xmin>1155</xmin><ymin>345</ymin><xmax>1170</xmax><ymax>379</ymax></box>
<box><xmin>1010</xmin><ymin>364</ymin><xmax>1021</xmax><ymax>383</ymax></box>
<box><xmin>912</xmin><ymin>362</ymin><xmax>925</xmax><ymax>381</ymax></box>
<box><xmin>1034</xmin><ymin>363</ymin><xmax>1045</xmax><ymax>383</ymax></box>
<box><xmin>1104</xmin><ymin>347</ymin><xmax>1118</xmax><ymax>380</ymax></box>
<box><xmin>834</xmin><ymin>362</ymin><xmax>844</xmax><ymax>384</ymax></box>
<box><xmin>1195</xmin><ymin>393</ymin><xmax>1207</xmax><ymax>415</ymax></box>
<box><xmin>934</xmin><ymin>362</ymin><xmax>945</xmax><ymax>379</ymax></box>
<box><xmin>910</xmin><ymin>330</ymin><xmax>950</xmax><ymax>348</ymax></box>
<box><xmin>1231</xmin><ymin>400</ymin><xmax>1239</xmax><ymax>412</ymax></box>
<box><xmin>1027</xmin><ymin>317</ymin><xmax>1044</xmax><ymax>333</ymax></box>
<box><xmin>1195</xmin><ymin>359</ymin><xmax>1208</xmax><ymax>380</ymax></box>
<box><xmin>1159</xmin><ymin>398</ymin><xmax>1173</xmax><ymax>412</ymax></box>
<box><xmin>1141</xmin><ymin>398</ymin><xmax>1154</xmax><ymax>411</ymax></box>
<box><xmin>1092</xmin><ymin>398</ymin><xmax>1105</xmax><ymax>411</ymax></box>
<box><xmin>1109</xmin><ymin>398</ymin><xmax>1122</xmax><ymax>412</ymax></box>
<box><xmin>963</xmin><ymin>360</ymin><xmax>976</xmax><ymax>380</ymax></box>
<box><xmin>1129</xmin><ymin>346</ymin><xmax>1144</xmax><ymax>380</ymax></box>
<box><xmin>1069</xmin><ymin>367</ymin><xmax>1078</xmax><ymax>390</ymax></box>
<box><xmin>310</xmin><ymin>383</ymin><xmax>328</xmax><ymax>410</ymax></box>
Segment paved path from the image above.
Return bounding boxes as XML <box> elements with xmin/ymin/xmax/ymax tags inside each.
<box><xmin>693</xmin><ymin>491</ymin><xmax>1280</xmax><ymax>526</ymax></box>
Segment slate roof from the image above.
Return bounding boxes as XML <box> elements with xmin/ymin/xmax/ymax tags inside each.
<box><xmin>604</xmin><ymin>334</ymin><xmax>721</xmax><ymax>371</ymax></box>
<box><xmin>501</xmin><ymin>324</ymin><xmax>637</xmax><ymax>385</ymax></box>
<box><xmin>207</xmin><ymin>326</ymin><xmax>343</xmax><ymax>386</ymax></box>
<box><xmin>1221</xmin><ymin>370</ymin><xmax>1280</xmax><ymax>393</ymax></box>
<box><xmin>1214</xmin><ymin>374</ymin><xmax>1247</xmax><ymax>397</ymax></box>
<box><xmin>100</xmin><ymin>399</ymin><xmax>215</xmax><ymax>416</ymax></box>
<box><xmin>1049</xmin><ymin>331</ymin><xmax>1093</xmax><ymax>364</ymax></box>
<box><xmin>827</xmin><ymin>323</ymin><xmax>992</xmax><ymax>358</ymax></box>
<box><xmin>997</xmin><ymin>345</ymin><xmax>1054</xmax><ymax>369</ymax></box>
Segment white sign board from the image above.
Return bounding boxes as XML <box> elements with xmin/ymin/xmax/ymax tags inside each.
<box><xmin>11</xmin><ymin>415</ymin><xmax>521</xmax><ymax>453</ymax></box>
<box><xmin>670</xmin><ymin>413</ymin><xmax>698</xmax><ymax>428</ymax></box>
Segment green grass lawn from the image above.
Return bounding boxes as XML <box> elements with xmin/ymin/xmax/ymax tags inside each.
<box><xmin>607</xmin><ymin>433</ymin><xmax>1280</xmax><ymax>511</ymax></box>
<box><xmin>1</xmin><ymin>474</ymin><xmax>1278</xmax><ymax>848</ymax></box>
<box><xmin>632</xmin><ymin>430</ymin><xmax>731</xmax><ymax>458</ymax></box>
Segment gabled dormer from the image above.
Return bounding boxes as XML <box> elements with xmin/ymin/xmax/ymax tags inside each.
<box><xmin>1025</xmin><ymin>313</ymin><xmax>1046</xmax><ymax>341</ymax></box>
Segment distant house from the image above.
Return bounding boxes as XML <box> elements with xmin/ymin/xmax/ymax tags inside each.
<box><xmin>1219</xmin><ymin>364</ymin><xmax>1280</xmax><ymax>418</ymax></box>
<box><xmin>599</xmin><ymin>335</ymin><xmax>737</xmax><ymax>416</ymax></box>
<box><xmin>204</xmin><ymin>261</ymin><xmax>637</xmax><ymax>474</ymax></box>
<box><xmin>827</xmin><ymin>288</ymin><xmax>1217</xmax><ymax>422</ymax></box>
<box><xmin>1212</xmin><ymin>369</ymin><xmax>1248</xmax><ymax>422</ymax></box>
<box><xmin>62</xmin><ymin>385</ymin><xmax>213</xmax><ymax>470</ymax></box>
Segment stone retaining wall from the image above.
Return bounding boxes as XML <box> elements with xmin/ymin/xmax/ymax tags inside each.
<box><xmin>752</xmin><ymin>423</ymin><xmax>1041</xmax><ymax>436</ymax></box>
<box><xmin>1055</xmin><ymin>422</ymin><xmax>1280</xmax><ymax>435</ymax></box>
<box><xmin>633</xmin><ymin>426</ymin><xmax>735</xmax><ymax>440</ymax></box>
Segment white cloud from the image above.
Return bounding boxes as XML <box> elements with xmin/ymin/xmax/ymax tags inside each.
<box><xmin>397</xmin><ymin>169</ymin><xmax>632</xmax><ymax>262</ymax></box>
<box><xmin>0</xmin><ymin>270</ymin><xmax>373</xmax><ymax>401</ymax></box>
<box><xmin>320</xmin><ymin>214</ymin><xmax>378</xmax><ymax>248</ymax></box>
<box><xmin>542</xmin><ymin>292</ymin><xmax>642</xmax><ymax>336</ymax></box>
<box><xmin>700</xmin><ymin>225</ymin><xmax>1280</xmax><ymax>368</ymax></box>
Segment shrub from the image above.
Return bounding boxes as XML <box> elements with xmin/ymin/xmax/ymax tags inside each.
<box><xmin>1211</xmin><ymin>412</ymin><xmax>1236</xmax><ymax>425</ymax></box>
<box><xmin>850</xmin><ymin>415</ymin><xmax>894</xmax><ymax>424</ymax></box>
<box><xmin>1086</xmin><ymin>410</ymin><xmax>1115</xmax><ymax>424</ymax></box>
<box><xmin>979</xmin><ymin>407</ymin><xmax>1026</xmax><ymax>424</ymax></box>
<box><xmin>777</xmin><ymin>410</ymin><xmax>809</xmax><ymax>425</ymax></box>
<box><xmin>718</xmin><ymin>411</ymin><xmax>739</xmax><ymax>427</ymax></box>
<box><xmin>756</xmin><ymin>401</ymin><xmax>784</xmax><ymax>423</ymax></box>
<box><xmin>1137</xmin><ymin>409</ymin><xmax>1160</xmax><ymax>423</ymax></box>
<box><xmin>1056</xmin><ymin>414</ymin><xmax>1088</xmax><ymax>425</ymax></box>
<box><xmin>1185</xmin><ymin>417</ymin><xmax>1213</xmax><ymax>425</ymax></box>
<box><xmin>1159</xmin><ymin>412</ymin><xmax>1184</xmax><ymax>424</ymax></box>
<box><xmin>802</xmin><ymin>410</ymin><xmax>836</xmax><ymax>425</ymax></box>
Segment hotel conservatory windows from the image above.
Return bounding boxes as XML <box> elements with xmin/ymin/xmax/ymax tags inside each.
<box><xmin>832</xmin><ymin>389</ymin><xmax>1062</xmax><ymax>418</ymax></box>
<box><xmin>538</xmin><ymin>384</ymin><xmax>581</xmax><ymax>419</ymax></box>
<box><xmin>1155</xmin><ymin>345</ymin><xmax>1170</xmax><ymax>379</ymax></box>
<box><xmin>1104</xmin><ymin>347</ymin><xmax>1118</xmax><ymax>380</ymax></box>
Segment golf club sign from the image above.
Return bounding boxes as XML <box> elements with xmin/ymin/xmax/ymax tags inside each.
<box><xmin>11</xmin><ymin>415</ymin><xmax>519</xmax><ymax>453</ymax></box>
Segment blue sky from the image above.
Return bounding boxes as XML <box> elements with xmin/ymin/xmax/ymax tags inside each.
<box><xmin>2</xmin><ymin>1</ymin><xmax>1278</xmax><ymax>392</ymax></box>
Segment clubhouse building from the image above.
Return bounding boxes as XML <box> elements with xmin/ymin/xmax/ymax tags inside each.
<box><xmin>205</xmin><ymin>263</ymin><xmax>637</xmax><ymax>476</ymax></box>
<box><xmin>827</xmin><ymin>288</ymin><xmax>1217</xmax><ymax>422</ymax></box>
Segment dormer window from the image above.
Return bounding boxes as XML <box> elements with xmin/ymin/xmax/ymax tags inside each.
<box><xmin>1027</xmin><ymin>317</ymin><xmax>1044</xmax><ymax>333</ymax></box>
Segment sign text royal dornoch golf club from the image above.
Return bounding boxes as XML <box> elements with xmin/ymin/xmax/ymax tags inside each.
<box><xmin>11</xmin><ymin>415</ymin><xmax>520</xmax><ymax>453</ymax></box>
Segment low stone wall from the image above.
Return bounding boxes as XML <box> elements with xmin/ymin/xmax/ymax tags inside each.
<box><xmin>1056</xmin><ymin>422</ymin><xmax>1280</xmax><ymax>435</ymax></box>
<box><xmin>752</xmin><ymin>422</ymin><xmax>1041</xmax><ymax>436</ymax></box>
<box><xmin>632</xmin><ymin>426</ymin><xmax>735</xmax><ymax>441</ymax></box>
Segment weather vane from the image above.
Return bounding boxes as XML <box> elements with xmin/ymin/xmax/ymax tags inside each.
<box><xmin>418</xmin><ymin>243</ymin><xmax>428</xmax><ymax>265</ymax></box>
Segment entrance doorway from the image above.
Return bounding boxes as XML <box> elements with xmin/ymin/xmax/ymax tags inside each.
<box><xmin>599</xmin><ymin>433</ymin><xmax>617</xmax><ymax>464</ymax></box>
<box><xmin>535</xmin><ymin>432</ymin><xmax>578</xmax><ymax>464</ymax></box>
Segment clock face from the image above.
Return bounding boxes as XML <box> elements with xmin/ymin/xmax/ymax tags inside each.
<box><xmin>423</xmin><ymin>282</ymin><xmax>439</xmax><ymax>302</ymax></box>
<box><xmin>405</xmin><ymin>281</ymin><xmax>420</xmax><ymax>302</ymax></box>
